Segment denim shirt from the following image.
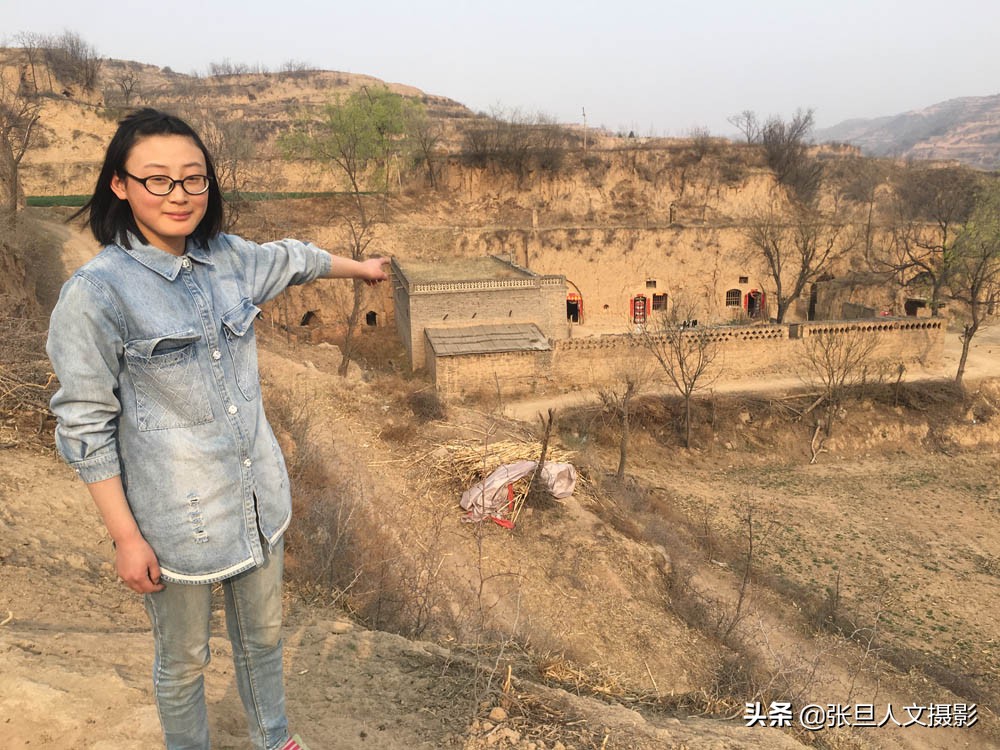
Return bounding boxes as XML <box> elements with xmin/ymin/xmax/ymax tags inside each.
<box><xmin>46</xmin><ymin>233</ymin><xmax>332</xmax><ymax>584</ymax></box>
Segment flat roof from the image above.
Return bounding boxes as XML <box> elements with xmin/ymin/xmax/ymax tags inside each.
<box><xmin>425</xmin><ymin>323</ymin><xmax>551</xmax><ymax>357</ymax></box>
<box><xmin>397</xmin><ymin>256</ymin><xmax>532</xmax><ymax>284</ymax></box>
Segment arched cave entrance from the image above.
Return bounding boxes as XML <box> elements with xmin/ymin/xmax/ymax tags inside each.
<box><xmin>565</xmin><ymin>280</ymin><xmax>585</xmax><ymax>324</ymax></box>
<box><xmin>566</xmin><ymin>293</ymin><xmax>582</xmax><ymax>323</ymax></box>
<box><xmin>366</xmin><ymin>310</ymin><xmax>378</xmax><ymax>326</ymax></box>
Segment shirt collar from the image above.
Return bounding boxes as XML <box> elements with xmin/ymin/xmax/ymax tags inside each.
<box><xmin>117</xmin><ymin>235</ymin><xmax>214</xmax><ymax>280</ymax></box>
<box><xmin>186</xmin><ymin>240</ymin><xmax>215</xmax><ymax>267</ymax></box>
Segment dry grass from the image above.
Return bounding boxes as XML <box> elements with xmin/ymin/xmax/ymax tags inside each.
<box><xmin>537</xmin><ymin>655</ymin><xmax>660</xmax><ymax>706</ymax></box>
<box><xmin>553</xmin><ymin>381</ymin><xmax>1000</xmax><ymax>738</ymax></box>
<box><xmin>428</xmin><ymin>438</ymin><xmax>577</xmax><ymax>486</ymax></box>
<box><xmin>0</xmin><ymin>300</ymin><xmax>57</xmax><ymax>449</ymax></box>
<box><xmin>264</xmin><ymin>328</ymin><xmax>1000</xmax><ymax>747</ymax></box>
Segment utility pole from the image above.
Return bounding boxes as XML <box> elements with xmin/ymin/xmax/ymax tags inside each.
<box><xmin>582</xmin><ymin>107</ymin><xmax>588</xmax><ymax>151</ymax></box>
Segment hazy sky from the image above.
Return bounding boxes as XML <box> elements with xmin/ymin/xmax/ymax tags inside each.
<box><xmin>5</xmin><ymin>0</ymin><xmax>1000</xmax><ymax>136</ymax></box>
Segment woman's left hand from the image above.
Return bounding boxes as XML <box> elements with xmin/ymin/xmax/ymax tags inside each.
<box><xmin>359</xmin><ymin>257</ymin><xmax>390</xmax><ymax>286</ymax></box>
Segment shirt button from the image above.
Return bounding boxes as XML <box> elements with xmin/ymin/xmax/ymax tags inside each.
<box><xmin>212</xmin><ymin>350</ymin><xmax>222</xmax><ymax>360</ymax></box>
<box><xmin>181</xmin><ymin>257</ymin><xmax>192</xmax><ymax>270</ymax></box>
<box><xmin>228</xmin><ymin>405</ymin><xmax>238</xmax><ymax>415</ymax></box>
<box><xmin>243</xmin><ymin>459</ymin><xmax>252</xmax><ymax>468</ymax></box>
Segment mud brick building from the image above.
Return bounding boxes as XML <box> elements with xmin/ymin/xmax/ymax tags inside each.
<box><xmin>391</xmin><ymin>256</ymin><xmax>567</xmax><ymax>370</ymax></box>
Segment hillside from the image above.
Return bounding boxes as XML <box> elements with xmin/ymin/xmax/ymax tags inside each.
<box><xmin>3</xmin><ymin>50</ymin><xmax>474</xmax><ymax>196</ymax></box>
<box><xmin>4</xmin><ymin>209</ymin><xmax>1000</xmax><ymax>750</ymax></box>
<box><xmin>4</xmin><ymin>51</ymin><xmax>1000</xmax><ymax>750</ymax></box>
<box><xmin>815</xmin><ymin>94</ymin><xmax>1000</xmax><ymax>169</ymax></box>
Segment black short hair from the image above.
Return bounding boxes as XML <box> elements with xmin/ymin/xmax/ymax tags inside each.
<box><xmin>71</xmin><ymin>108</ymin><xmax>224</xmax><ymax>248</ymax></box>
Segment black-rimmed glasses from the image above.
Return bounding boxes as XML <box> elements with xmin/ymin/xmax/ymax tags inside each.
<box><xmin>123</xmin><ymin>171</ymin><xmax>212</xmax><ymax>196</ymax></box>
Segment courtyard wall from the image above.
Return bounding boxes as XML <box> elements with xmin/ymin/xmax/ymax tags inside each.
<box><xmin>430</xmin><ymin>318</ymin><xmax>946</xmax><ymax>401</ymax></box>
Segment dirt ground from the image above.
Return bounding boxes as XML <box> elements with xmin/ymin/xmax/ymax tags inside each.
<box><xmin>0</xmin><ymin>349</ymin><xmax>806</xmax><ymax>750</ymax></box>
<box><xmin>3</xmin><ymin>219</ymin><xmax>1000</xmax><ymax>750</ymax></box>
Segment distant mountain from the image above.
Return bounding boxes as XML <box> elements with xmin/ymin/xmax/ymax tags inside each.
<box><xmin>814</xmin><ymin>94</ymin><xmax>1000</xmax><ymax>170</ymax></box>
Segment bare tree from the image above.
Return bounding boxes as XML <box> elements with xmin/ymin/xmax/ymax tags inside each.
<box><xmin>760</xmin><ymin>109</ymin><xmax>823</xmax><ymax>206</ymax></box>
<box><xmin>187</xmin><ymin>111</ymin><xmax>258</xmax><ymax>230</ymax></box>
<box><xmin>405</xmin><ymin>101</ymin><xmax>442</xmax><ymax>190</ymax></box>
<box><xmin>744</xmin><ymin>202</ymin><xmax>849</xmax><ymax>323</ymax></box>
<box><xmin>113</xmin><ymin>66</ymin><xmax>142</xmax><ymax>107</ymax></box>
<box><xmin>639</xmin><ymin>299</ymin><xmax>721</xmax><ymax>449</ymax></box>
<box><xmin>0</xmin><ymin>72</ymin><xmax>43</xmax><ymax>218</ymax></box>
<box><xmin>948</xmin><ymin>179</ymin><xmax>1000</xmax><ymax>385</ymax></box>
<box><xmin>727</xmin><ymin>110</ymin><xmax>761</xmax><ymax>144</ymax></box>
<box><xmin>12</xmin><ymin>32</ymin><xmax>46</xmax><ymax>94</ymax></box>
<box><xmin>44</xmin><ymin>31</ymin><xmax>102</xmax><ymax>92</ymax></box>
<box><xmin>878</xmin><ymin>165</ymin><xmax>980</xmax><ymax>317</ymax></box>
<box><xmin>460</xmin><ymin>106</ymin><xmax>572</xmax><ymax>183</ymax></box>
<box><xmin>797</xmin><ymin>326</ymin><xmax>879</xmax><ymax>439</ymax></box>
<box><xmin>279</xmin><ymin>60</ymin><xmax>313</xmax><ymax>74</ymax></box>
<box><xmin>687</xmin><ymin>125</ymin><xmax>716</xmax><ymax>162</ymax></box>
<box><xmin>208</xmin><ymin>59</ymin><xmax>269</xmax><ymax>76</ymax></box>
<box><xmin>598</xmin><ymin>350</ymin><xmax>651</xmax><ymax>481</ymax></box>
<box><xmin>838</xmin><ymin>158</ymin><xmax>891</xmax><ymax>265</ymax></box>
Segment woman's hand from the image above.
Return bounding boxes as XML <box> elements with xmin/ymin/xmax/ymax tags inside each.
<box><xmin>115</xmin><ymin>534</ymin><xmax>165</xmax><ymax>594</ymax></box>
<box><xmin>85</xmin><ymin>476</ymin><xmax>165</xmax><ymax>594</ymax></box>
<box><xmin>358</xmin><ymin>257</ymin><xmax>390</xmax><ymax>286</ymax></box>
<box><xmin>324</xmin><ymin>255</ymin><xmax>391</xmax><ymax>285</ymax></box>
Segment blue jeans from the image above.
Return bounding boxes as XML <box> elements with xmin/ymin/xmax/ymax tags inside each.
<box><xmin>144</xmin><ymin>537</ymin><xmax>288</xmax><ymax>750</ymax></box>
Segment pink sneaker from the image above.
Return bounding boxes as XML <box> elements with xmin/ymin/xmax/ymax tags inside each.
<box><xmin>281</xmin><ymin>735</ymin><xmax>311</xmax><ymax>750</ymax></box>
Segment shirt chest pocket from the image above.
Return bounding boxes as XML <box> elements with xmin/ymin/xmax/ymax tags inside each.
<box><xmin>221</xmin><ymin>298</ymin><xmax>261</xmax><ymax>401</ymax></box>
<box><xmin>125</xmin><ymin>331</ymin><xmax>214</xmax><ymax>431</ymax></box>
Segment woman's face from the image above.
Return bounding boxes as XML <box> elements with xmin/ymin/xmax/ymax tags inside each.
<box><xmin>110</xmin><ymin>134</ymin><xmax>209</xmax><ymax>256</ymax></box>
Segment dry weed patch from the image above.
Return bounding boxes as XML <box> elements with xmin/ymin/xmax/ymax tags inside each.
<box><xmin>430</xmin><ymin>438</ymin><xmax>577</xmax><ymax>487</ymax></box>
<box><xmin>554</xmin><ymin>383</ymin><xmax>1000</xmax><ymax>743</ymax></box>
<box><xmin>268</xmin><ymin>382</ymin><xmax>451</xmax><ymax>638</ymax></box>
<box><xmin>0</xmin><ymin>300</ymin><xmax>56</xmax><ymax>448</ymax></box>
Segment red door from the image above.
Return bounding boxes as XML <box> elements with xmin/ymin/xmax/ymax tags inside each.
<box><xmin>632</xmin><ymin>295</ymin><xmax>648</xmax><ymax>324</ymax></box>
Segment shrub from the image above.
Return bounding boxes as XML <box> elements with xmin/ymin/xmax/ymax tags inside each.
<box><xmin>0</xmin><ymin>292</ymin><xmax>55</xmax><ymax>447</ymax></box>
<box><xmin>43</xmin><ymin>31</ymin><xmax>102</xmax><ymax>91</ymax></box>
<box><xmin>408</xmin><ymin>388</ymin><xmax>446</xmax><ymax>421</ymax></box>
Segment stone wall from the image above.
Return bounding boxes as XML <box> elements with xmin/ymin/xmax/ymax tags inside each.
<box><xmin>430</xmin><ymin>318</ymin><xmax>946</xmax><ymax>401</ymax></box>
<box><xmin>430</xmin><ymin>346</ymin><xmax>553</xmax><ymax>400</ymax></box>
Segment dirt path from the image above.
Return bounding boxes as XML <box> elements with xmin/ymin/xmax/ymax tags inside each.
<box><xmin>504</xmin><ymin>325</ymin><xmax>1000</xmax><ymax>422</ymax></box>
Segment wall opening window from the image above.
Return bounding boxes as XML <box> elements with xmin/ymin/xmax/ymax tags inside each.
<box><xmin>652</xmin><ymin>293</ymin><xmax>668</xmax><ymax>311</ymax></box>
<box><xmin>365</xmin><ymin>311</ymin><xmax>378</xmax><ymax>326</ymax></box>
<box><xmin>739</xmin><ymin>276</ymin><xmax>749</xmax><ymax>284</ymax></box>
<box><xmin>726</xmin><ymin>289</ymin><xmax>742</xmax><ymax>307</ymax></box>
<box><xmin>646</xmin><ymin>279</ymin><xmax>657</xmax><ymax>289</ymax></box>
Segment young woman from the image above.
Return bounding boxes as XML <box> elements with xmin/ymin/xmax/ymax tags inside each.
<box><xmin>47</xmin><ymin>108</ymin><xmax>386</xmax><ymax>750</ymax></box>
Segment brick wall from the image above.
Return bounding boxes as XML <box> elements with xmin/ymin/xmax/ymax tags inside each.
<box><xmin>430</xmin><ymin>318</ymin><xmax>946</xmax><ymax>401</ymax></box>
<box><xmin>393</xmin><ymin>257</ymin><xmax>567</xmax><ymax>368</ymax></box>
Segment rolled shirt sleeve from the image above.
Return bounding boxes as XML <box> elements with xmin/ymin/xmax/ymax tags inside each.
<box><xmin>46</xmin><ymin>273</ymin><xmax>125</xmax><ymax>483</ymax></box>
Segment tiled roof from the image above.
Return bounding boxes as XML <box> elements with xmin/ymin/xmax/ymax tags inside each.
<box><xmin>425</xmin><ymin>323</ymin><xmax>551</xmax><ymax>357</ymax></box>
